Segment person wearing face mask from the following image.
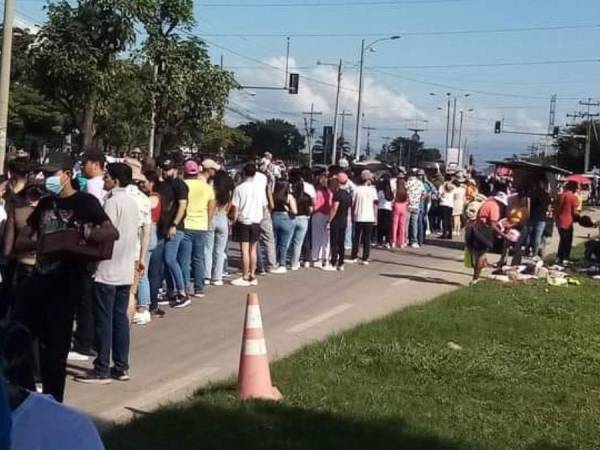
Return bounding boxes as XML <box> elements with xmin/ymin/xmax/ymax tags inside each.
<box><xmin>15</xmin><ymin>156</ymin><xmax>117</xmax><ymax>402</ymax></box>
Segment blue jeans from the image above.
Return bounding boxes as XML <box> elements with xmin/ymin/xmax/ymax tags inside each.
<box><xmin>149</xmin><ymin>238</ymin><xmax>165</xmax><ymax>309</ymax></box>
<box><xmin>529</xmin><ymin>220</ymin><xmax>547</xmax><ymax>256</ymax></box>
<box><xmin>179</xmin><ymin>229</ymin><xmax>208</xmax><ymax>294</ymax></box>
<box><xmin>204</xmin><ymin>212</ymin><xmax>229</xmax><ymax>282</ymax></box>
<box><xmin>289</xmin><ymin>215</ymin><xmax>309</xmax><ymax>268</ymax></box>
<box><xmin>418</xmin><ymin>209</ymin><xmax>427</xmax><ymax>245</ymax></box>
<box><xmin>164</xmin><ymin>230</ymin><xmax>185</xmax><ymax>292</ymax></box>
<box><xmin>272</xmin><ymin>212</ymin><xmax>295</xmax><ymax>268</ymax></box>
<box><xmin>137</xmin><ymin>224</ymin><xmax>157</xmax><ymax>307</ymax></box>
<box><xmin>93</xmin><ymin>283</ymin><xmax>130</xmax><ymax>377</ymax></box>
<box><xmin>409</xmin><ymin>210</ymin><xmax>420</xmax><ymax>244</ymax></box>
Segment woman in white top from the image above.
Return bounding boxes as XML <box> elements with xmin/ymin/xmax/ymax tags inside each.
<box><xmin>376</xmin><ymin>174</ymin><xmax>394</xmax><ymax>248</ymax></box>
<box><xmin>452</xmin><ymin>179</ymin><xmax>467</xmax><ymax>235</ymax></box>
<box><xmin>438</xmin><ymin>174</ymin><xmax>456</xmax><ymax>239</ymax></box>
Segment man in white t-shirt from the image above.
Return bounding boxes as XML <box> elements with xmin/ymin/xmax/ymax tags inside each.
<box><xmin>231</xmin><ymin>164</ymin><xmax>267</xmax><ymax>287</ymax></box>
<box><xmin>82</xmin><ymin>149</ymin><xmax>107</xmax><ymax>205</ymax></box>
<box><xmin>350</xmin><ymin>170</ymin><xmax>378</xmax><ymax>264</ymax></box>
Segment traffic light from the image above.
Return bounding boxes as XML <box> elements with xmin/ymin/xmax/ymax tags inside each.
<box><xmin>288</xmin><ymin>73</ymin><xmax>299</xmax><ymax>94</ymax></box>
<box><xmin>494</xmin><ymin>121</ymin><xmax>502</xmax><ymax>134</ymax></box>
<box><xmin>553</xmin><ymin>126</ymin><xmax>560</xmax><ymax>138</ymax></box>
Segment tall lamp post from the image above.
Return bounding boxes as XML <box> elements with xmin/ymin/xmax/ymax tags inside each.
<box><xmin>317</xmin><ymin>59</ymin><xmax>343</xmax><ymax>164</ymax></box>
<box><xmin>354</xmin><ymin>35</ymin><xmax>400</xmax><ymax>161</ymax></box>
<box><xmin>431</xmin><ymin>92</ymin><xmax>470</xmax><ymax>166</ymax></box>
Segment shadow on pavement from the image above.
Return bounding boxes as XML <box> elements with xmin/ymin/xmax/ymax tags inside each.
<box><xmin>380</xmin><ymin>273</ymin><xmax>463</xmax><ymax>286</ymax></box>
<box><xmin>371</xmin><ymin>259</ymin><xmax>471</xmax><ymax>278</ymax></box>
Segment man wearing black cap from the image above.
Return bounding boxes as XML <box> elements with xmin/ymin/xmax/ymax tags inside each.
<box><xmin>15</xmin><ymin>156</ymin><xmax>118</xmax><ymax>402</ymax></box>
<box><xmin>156</xmin><ymin>154</ymin><xmax>190</xmax><ymax>307</ymax></box>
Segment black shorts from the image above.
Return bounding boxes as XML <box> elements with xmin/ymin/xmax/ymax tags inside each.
<box><xmin>234</xmin><ymin>223</ymin><xmax>261</xmax><ymax>244</ymax></box>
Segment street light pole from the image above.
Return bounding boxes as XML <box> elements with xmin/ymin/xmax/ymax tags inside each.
<box><xmin>331</xmin><ymin>59</ymin><xmax>342</xmax><ymax>164</ymax></box>
<box><xmin>0</xmin><ymin>0</ymin><xmax>15</xmax><ymax>173</ymax></box>
<box><xmin>450</xmin><ymin>97</ymin><xmax>457</xmax><ymax>148</ymax></box>
<box><xmin>354</xmin><ymin>35</ymin><xmax>400</xmax><ymax>161</ymax></box>
<box><xmin>354</xmin><ymin>39</ymin><xmax>366</xmax><ymax>161</ymax></box>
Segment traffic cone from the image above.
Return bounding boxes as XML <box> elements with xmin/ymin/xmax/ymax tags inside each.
<box><xmin>237</xmin><ymin>293</ymin><xmax>282</xmax><ymax>401</ymax></box>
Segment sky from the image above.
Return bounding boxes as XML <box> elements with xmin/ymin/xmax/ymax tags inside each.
<box><xmin>13</xmin><ymin>0</ymin><xmax>600</xmax><ymax>165</ymax></box>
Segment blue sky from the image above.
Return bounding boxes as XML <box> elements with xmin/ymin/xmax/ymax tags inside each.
<box><xmin>15</xmin><ymin>0</ymin><xmax>600</xmax><ymax>164</ymax></box>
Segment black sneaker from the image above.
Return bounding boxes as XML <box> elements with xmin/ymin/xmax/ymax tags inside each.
<box><xmin>172</xmin><ymin>294</ymin><xmax>191</xmax><ymax>309</ymax></box>
<box><xmin>110</xmin><ymin>368</ymin><xmax>130</xmax><ymax>381</ymax></box>
<box><xmin>191</xmin><ymin>291</ymin><xmax>205</xmax><ymax>298</ymax></box>
<box><xmin>150</xmin><ymin>307</ymin><xmax>166</xmax><ymax>318</ymax></box>
<box><xmin>74</xmin><ymin>371</ymin><xmax>112</xmax><ymax>385</ymax></box>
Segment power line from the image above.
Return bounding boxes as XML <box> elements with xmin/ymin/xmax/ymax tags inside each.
<box><xmin>197</xmin><ymin>23</ymin><xmax>600</xmax><ymax>38</ymax></box>
<box><xmin>368</xmin><ymin>58</ymin><xmax>600</xmax><ymax>70</ymax></box>
<box><xmin>201</xmin><ymin>0</ymin><xmax>472</xmax><ymax>7</ymax></box>
<box><xmin>371</xmin><ymin>68</ymin><xmax>583</xmax><ymax>100</ymax></box>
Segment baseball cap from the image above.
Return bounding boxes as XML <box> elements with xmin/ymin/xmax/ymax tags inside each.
<box><xmin>184</xmin><ymin>160</ymin><xmax>200</xmax><ymax>176</ymax></box>
<box><xmin>40</xmin><ymin>155</ymin><xmax>75</xmax><ymax>174</ymax></box>
<box><xmin>202</xmin><ymin>158</ymin><xmax>221</xmax><ymax>171</ymax></box>
<box><xmin>494</xmin><ymin>192</ymin><xmax>508</xmax><ymax>206</ymax></box>
<box><xmin>158</xmin><ymin>157</ymin><xmax>177</xmax><ymax>171</ymax></box>
<box><xmin>417</xmin><ymin>169</ymin><xmax>425</xmax><ymax>176</ymax></box>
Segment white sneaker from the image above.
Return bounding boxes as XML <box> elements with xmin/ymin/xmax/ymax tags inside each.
<box><xmin>346</xmin><ymin>258</ymin><xmax>358</xmax><ymax>264</ymax></box>
<box><xmin>411</xmin><ymin>243</ymin><xmax>420</xmax><ymax>249</ymax></box>
<box><xmin>133</xmin><ymin>310</ymin><xmax>151</xmax><ymax>325</ymax></box>
<box><xmin>231</xmin><ymin>277</ymin><xmax>251</xmax><ymax>287</ymax></box>
<box><xmin>337</xmin><ymin>265</ymin><xmax>345</xmax><ymax>272</ymax></box>
<box><xmin>302</xmin><ymin>261</ymin><xmax>311</xmax><ymax>269</ymax></box>
<box><xmin>321</xmin><ymin>265</ymin><xmax>336</xmax><ymax>271</ymax></box>
<box><xmin>291</xmin><ymin>265</ymin><xmax>300</xmax><ymax>271</ymax></box>
<box><xmin>313</xmin><ymin>261</ymin><xmax>323</xmax><ymax>268</ymax></box>
<box><xmin>211</xmin><ymin>280</ymin><xmax>224</xmax><ymax>286</ymax></box>
<box><xmin>249</xmin><ymin>277</ymin><xmax>258</xmax><ymax>286</ymax></box>
<box><xmin>67</xmin><ymin>351</ymin><xmax>89</xmax><ymax>362</ymax></box>
<box><xmin>359</xmin><ymin>260</ymin><xmax>370</xmax><ymax>266</ymax></box>
<box><xmin>270</xmin><ymin>267</ymin><xmax>287</xmax><ymax>274</ymax></box>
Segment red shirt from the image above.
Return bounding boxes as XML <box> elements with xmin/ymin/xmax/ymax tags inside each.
<box><xmin>150</xmin><ymin>193</ymin><xmax>162</xmax><ymax>224</ymax></box>
<box><xmin>477</xmin><ymin>198</ymin><xmax>501</xmax><ymax>225</ymax></box>
<box><xmin>556</xmin><ymin>191</ymin><xmax>577</xmax><ymax>229</ymax></box>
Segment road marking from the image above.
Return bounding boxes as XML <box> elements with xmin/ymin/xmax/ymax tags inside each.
<box><xmin>287</xmin><ymin>303</ymin><xmax>352</xmax><ymax>333</ymax></box>
<box><xmin>98</xmin><ymin>366</ymin><xmax>221</xmax><ymax>425</ymax></box>
<box><xmin>392</xmin><ymin>270</ymin><xmax>429</xmax><ymax>286</ymax></box>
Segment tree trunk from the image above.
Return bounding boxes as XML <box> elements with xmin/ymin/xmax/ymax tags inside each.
<box><xmin>81</xmin><ymin>98</ymin><xmax>96</xmax><ymax>150</ymax></box>
<box><xmin>154</xmin><ymin>131</ymin><xmax>164</xmax><ymax>157</ymax></box>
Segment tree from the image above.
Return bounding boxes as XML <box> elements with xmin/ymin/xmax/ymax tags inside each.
<box><xmin>31</xmin><ymin>0</ymin><xmax>136</xmax><ymax>148</ymax></box>
<box><xmin>555</xmin><ymin>122</ymin><xmax>598</xmax><ymax>172</ymax></box>
<box><xmin>136</xmin><ymin>0</ymin><xmax>236</xmax><ymax>154</ymax></box>
<box><xmin>198</xmin><ymin>122</ymin><xmax>251</xmax><ymax>156</ymax></box>
<box><xmin>238</xmin><ymin>119</ymin><xmax>305</xmax><ymax>160</ymax></box>
<box><xmin>94</xmin><ymin>61</ymin><xmax>152</xmax><ymax>152</ymax></box>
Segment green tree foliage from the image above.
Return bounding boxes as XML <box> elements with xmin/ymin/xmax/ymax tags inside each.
<box><xmin>4</xmin><ymin>27</ymin><xmax>66</xmax><ymax>148</ymax></box>
<box><xmin>94</xmin><ymin>61</ymin><xmax>152</xmax><ymax>152</ymax></box>
<box><xmin>555</xmin><ymin>122</ymin><xmax>599</xmax><ymax>172</ymax></box>
<box><xmin>383</xmin><ymin>136</ymin><xmax>441</xmax><ymax>167</ymax></box>
<box><xmin>198</xmin><ymin>122</ymin><xmax>251</xmax><ymax>155</ymax></box>
<box><xmin>136</xmin><ymin>0</ymin><xmax>236</xmax><ymax>154</ymax></box>
<box><xmin>30</xmin><ymin>0</ymin><xmax>136</xmax><ymax>147</ymax></box>
<box><xmin>238</xmin><ymin>119</ymin><xmax>305</xmax><ymax>160</ymax></box>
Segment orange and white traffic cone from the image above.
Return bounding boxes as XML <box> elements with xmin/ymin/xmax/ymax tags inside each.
<box><xmin>237</xmin><ymin>293</ymin><xmax>282</xmax><ymax>401</ymax></box>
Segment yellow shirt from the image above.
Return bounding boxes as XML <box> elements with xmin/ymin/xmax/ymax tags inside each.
<box><xmin>184</xmin><ymin>178</ymin><xmax>215</xmax><ymax>230</ymax></box>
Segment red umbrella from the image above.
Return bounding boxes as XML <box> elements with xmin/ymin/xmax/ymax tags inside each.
<box><xmin>566</xmin><ymin>174</ymin><xmax>592</xmax><ymax>185</ymax></box>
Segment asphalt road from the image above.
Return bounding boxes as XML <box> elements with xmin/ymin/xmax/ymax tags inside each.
<box><xmin>64</xmin><ymin>243</ymin><xmax>473</xmax><ymax>425</ymax></box>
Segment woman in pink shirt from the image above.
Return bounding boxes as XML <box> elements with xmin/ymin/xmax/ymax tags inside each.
<box><xmin>310</xmin><ymin>172</ymin><xmax>333</xmax><ymax>268</ymax></box>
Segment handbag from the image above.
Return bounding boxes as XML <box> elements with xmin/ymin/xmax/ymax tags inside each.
<box><xmin>37</xmin><ymin>199</ymin><xmax>116</xmax><ymax>262</ymax></box>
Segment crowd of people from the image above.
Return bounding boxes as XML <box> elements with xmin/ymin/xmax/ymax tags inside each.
<box><xmin>0</xmin><ymin>146</ymin><xmax>590</xmax><ymax>449</ymax></box>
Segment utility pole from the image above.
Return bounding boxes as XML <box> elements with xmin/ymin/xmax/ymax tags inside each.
<box><xmin>362</xmin><ymin>126</ymin><xmax>376</xmax><ymax>158</ymax></box>
<box><xmin>148</xmin><ymin>64</ymin><xmax>158</xmax><ymax>157</ymax></box>
<box><xmin>354</xmin><ymin>39</ymin><xmax>366</xmax><ymax>160</ymax></box>
<box><xmin>450</xmin><ymin>97</ymin><xmax>457</xmax><ymax>148</ymax></box>
<box><xmin>0</xmin><ymin>0</ymin><xmax>15</xmax><ymax>173</ymax></box>
<box><xmin>457</xmin><ymin>108</ymin><xmax>474</xmax><ymax>151</ymax></box>
<box><xmin>579</xmin><ymin>98</ymin><xmax>600</xmax><ymax>173</ymax></box>
<box><xmin>317</xmin><ymin>59</ymin><xmax>343</xmax><ymax>164</ymax></box>
<box><xmin>303</xmin><ymin>103</ymin><xmax>322</xmax><ymax>168</ymax></box>
<box><xmin>445</xmin><ymin>95</ymin><xmax>451</xmax><ymax>163</ymax></box>
<box><xmin>339</xmin><ymin>110</ymin><xmax>352</xmax><ymax>140</ymax></box>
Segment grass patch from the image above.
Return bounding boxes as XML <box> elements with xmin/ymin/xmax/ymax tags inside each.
<box><xmin>104</xmin><ymin>262</ymin><xmax>600</xmax><ymax>449</ymax></box>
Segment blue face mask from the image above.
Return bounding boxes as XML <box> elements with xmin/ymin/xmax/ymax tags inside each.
<box><xmin>45</xmin><ymin>176</ymin><xmax>64</xmax><ymax>195</ymax></box>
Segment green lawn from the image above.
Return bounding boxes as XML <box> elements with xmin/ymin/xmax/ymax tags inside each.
<box><xmin>104</xmin><ymin>262</ymin><xmax>600</xmax><ymax>449</ymax></box>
